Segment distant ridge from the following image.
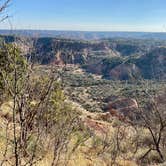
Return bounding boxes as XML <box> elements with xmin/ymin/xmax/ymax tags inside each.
<box><xmin>0</xmin><ymin>29</ymin><xmax>166</xmax><ymax>40</ymax></box>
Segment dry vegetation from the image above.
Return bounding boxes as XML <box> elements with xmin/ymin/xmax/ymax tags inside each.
<box><xmin>0</xmin><ymin>2</ymin><xmax>165</xmax><ymax>163</ymax></box>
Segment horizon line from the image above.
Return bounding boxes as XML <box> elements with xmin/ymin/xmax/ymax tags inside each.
<box><xmin>0</xmin><ymin>28</ymin><xmax>166</xmax><ymax>33</ymax></box>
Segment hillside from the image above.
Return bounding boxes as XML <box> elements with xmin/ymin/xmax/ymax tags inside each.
<box><xmin>1</xmin><ymin>0</ymin><xmax>166</xmax><ymax>165</ymax></box>
<box><xmin>0</xmin><ymin>35</ymin><xmax>166</xmax><ymax>166</ymax></box>
<box><xmin>5</xmin><ymin>36</ymin><xmax>165</xmax><ymax>80</ymax></box>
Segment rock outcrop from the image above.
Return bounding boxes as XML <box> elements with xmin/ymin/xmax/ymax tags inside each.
<box><xmin>106</xmin><ymin>98</ymin><xmax>139</xmax><ymax>121</ymax></box>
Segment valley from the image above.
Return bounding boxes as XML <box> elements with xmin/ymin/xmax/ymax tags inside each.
<box><xmin>0</xmin><ymin>0</ymin><xmax>166</xmax><ymax>165</ymax></box>
<box><xmin>0</xmin><ymin>34</ymin><xmax>166</xmax><ymax>166</ymax></box>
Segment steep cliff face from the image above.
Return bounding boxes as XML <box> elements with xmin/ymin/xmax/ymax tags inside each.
<box><xmin>1</xmin><ymin>35</ymin><xmax>166</xmax><ymax>80</ymax></box>
<box><xmin>28</xmin><ymin>38</ymin><xmax>117</xmax><ymax>65</ymax></box>
<box><xmin>135</xmin><ymin>47</ymin><xmax>166</xmax><ymax>79</ymax></box>
<box><xmin>84</xmin><ymin>58</ymin><xmax>141</xmax><ymax>80</ymax></box>
<box><xmin>54</xmin><ymin>50</ymin><xmax>88</xmax><ymax>65</ymax></box>
<box><xmin>107</xmin><ymin>63</ymin><xmax>140</xmax><ymax>80</ymax></box>
<box><xmin>85</xmin><ymin>46</ymin><xmax>166</xmax><ymax>80</ymax></box>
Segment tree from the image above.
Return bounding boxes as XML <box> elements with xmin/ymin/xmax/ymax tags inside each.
<box><xmin>0</xmin><ymin>42</ymin><xmax>83</xmax><ymax>166</ymax></box>
<box><xmin>0</xmin><ymin>0</ymin><xmax>11</xmax><ymax>22</ymax></box>
<box><xmin>136</xmin><ymin>91</ymin><xmax>166</xmax><ymax>162</ymax></box>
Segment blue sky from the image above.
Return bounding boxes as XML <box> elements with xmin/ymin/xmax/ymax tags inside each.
<box><xmin>1</xmin><ymin>0</ymin><xmax>166</xmax><ymax>32</ymax></box>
